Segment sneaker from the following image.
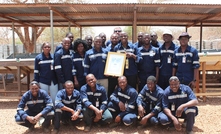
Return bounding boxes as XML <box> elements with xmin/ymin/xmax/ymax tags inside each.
<box><xmin>84</xmin><ymin>125</ymin><xmax>91</xmax><ymax>132</ymax></box>
<box><xmin>109</xmin><ymin>122</ymin><xmax>120</xmax><ymax>128</ymax></box>
<box><xmin>51</xmin><ymin>129</ymin><xmax>59</xmax><ymax>134</ymax></box>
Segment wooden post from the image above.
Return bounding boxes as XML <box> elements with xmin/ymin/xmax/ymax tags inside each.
<box><xmin>132</xmin><ymin>6</ymin><xmax>137</xmax><ymax>43</ymax></box>
<box><xmin>202</xmin><ymin>62</ymin><xmax>206</xmax><ymax>101</ymax></box>
<box><xmin>17</xmin><ymin>66</ymin><xmax>21</xmax><ymax>96</ymax></box>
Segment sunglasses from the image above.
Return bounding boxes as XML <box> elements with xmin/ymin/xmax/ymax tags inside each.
<box><xmin>114</xmin><ymin>30</ymin><xmax>122</xmax><ymax>33</ymax></box>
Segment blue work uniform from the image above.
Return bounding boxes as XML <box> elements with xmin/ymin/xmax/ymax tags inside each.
<box><xmin>108</xmin><ymin>85</ymin><xmax>138</xmax><ymax>126</ymax></box>
<box><xmin>54</xmin><ymin>89</ymin><xmax>82</xmax><ymax>130</ymax></box>
<box><xmin>83</xmin><ymin>47</ymin><xmax>108</xmax><ymax>79</ymax></box>
<box><xmin>137</xmin><ymin>46</ymin><xmax>160</xmax><ymax>91</ymax></box>
<box><xmin>15</xmin><ymin>89</ymin><xmax>54</xmax><ymax>128</ymax></box>
<box><xmin>34</xmin><ymin>53</ymin><xmax>57</xmax><ymax>85</ymax></box>
<box><xmin>73</xmin><ymin>52</ymin><xmax>86</xmax><ymax>89</ymax></box>
<box><xmin>133</xmin><ymin>41</ymin><xmax>143</xmax><ymax>49</ymax></box>
<box><xmin>114</xmin><ymin>42</ymin><xmax>138</xmax><ymax>89</ymax></box>
<box><xmin>173</xmin><ymin>45</ymin><xmax>200</xmax><ymax>85</ymax></box>
<box><xmin>151</xmin><ymin>41</ymin><xmax>162</xmax><ymax>48</ymax></box>
<box><xmin>55</xmin><ymin>43</ymin><xmax>74</xmax><ymax>52</ymax></box>
<box><xmin>158</xmin><ymin>42</ymin><xmax>178</xmax><ymax>89</ymax></box>
<box><xmin>54</xmin><ymin>48</ymin><xmax>75</xmax><ymax>86</ymax></box>
<box><xmin>158</xmin><ymin>84</ymin><xmax>198</xmax><ymax>131</ymax></box>
<box><xmin>136</xmin><ymin>85</ymin><xmax>164</xmax><ymax>125</ymax></box>
<box><xmin>80</xmin><ymin>84</ymin><xmax>112</xmax><ymax>126</ymax></box>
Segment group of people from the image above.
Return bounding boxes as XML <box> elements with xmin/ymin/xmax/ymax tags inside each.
<box><xmin>14</xmin><ymin>27</ymin><xmax>200</xmax><ymax>134</ymax></box>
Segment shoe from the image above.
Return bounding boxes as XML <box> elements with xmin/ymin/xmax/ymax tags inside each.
<box><xmin>51</xmin><ymin>129</ymin><xmax>59</xmax><ymax>134</ymax></box>
<box><xmin>186</xmin><ymin>130</ymin><xmax>194</xmax><ymax>134</ymax></box>
<box><xmin>84</xmin><ymin>125</ymin><xmax>91</xmax><ymax>132</ymax></box>
<box><xmin>109</xmin><ymin>122</ymin><xmax>120</xmax><ymax>128</ymax></box>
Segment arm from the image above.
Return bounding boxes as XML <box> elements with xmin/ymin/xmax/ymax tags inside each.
<box><xmin>83</xmin><ymin>52</ymin><xmax>90</xmax><ymax>77</ymax></box>
<box><xmin>54</xmin><ymin>52</ymin><xmax>66</xmax><ymax>84</ymax></box>
<box><xmin>34</xmin><ymin>56</ymin><xmax>40</xmax><ymax>82</ymax></box>
<box><xmin>136</xmin><ymin>87</ymin><xmax>146</xmax><ymax>117</ymax></box>
<box><xmin>155</xmin><ymin>49</ymin><xmax>160</xmax><ymax>82</ymax></box>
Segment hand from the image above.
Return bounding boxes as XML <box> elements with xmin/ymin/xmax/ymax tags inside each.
<box><xmin>74</xmin><ymin>79</ymin><xmax>79</xmax><ymax>89</ymax></box>
<box><xmin>188</xmin><ymin>81</ymin><xmax>195</xmax><ymax>89</ymax></box>
<box><xmin>139</xmin><ymin>116</ymin><xmax>148</xmax><ymax>125</ymax></box>
<box><xmin>119</xmin><ymin>101</ymin><xmax>126</xmax><ymax>112</ymax></box>
<box><xmin>176</xmin><ymin>105</ymin><xmax>184</xmax><ymax>117</ymax></box>
<box><xmin>172</xmin><ymin>118</ymin><xmax>182</xmax><ymax>131</ymax></box>
<box><xmin>138</xmin><ymin>105</ymin><xmax>145</xmax><ymax>117</ymax></box>
<box><xmin>33</xmin><ymin>113</ymin><xmax>42</xmax><ymax>123</ymax></box>
<box><xmin>26</xmin><ymin>116</ymin><xmax>36</xmax><ymax>124</ymax></box>
<box><xmin>94</xmin><ymin>109</ymin><xmax>102</xmax><ymax>120</ymax></box>
<box><xmin>115</xmin><ymin>115</ymin><xmax>121</xmax><ymax>123</ymax></box>
<box><xmin>71</xmin><ymin>111</ymin><xmax>79</xmax><ymax>121</ymax></box>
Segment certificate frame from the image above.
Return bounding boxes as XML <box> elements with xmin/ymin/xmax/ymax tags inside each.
<box><xmin>104</xmin><ymin>52</ymin><xmax>126</xmax><ymax>77</ymax></box>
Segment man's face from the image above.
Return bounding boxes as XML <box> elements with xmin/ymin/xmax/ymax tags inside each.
<box><xmin>30</xmin><ymin>84</ymin><xmax>39</xmax><ymax>97</ymax></box>
<box><xmin>179</xmin><ymin>37</ymin><xmax>189</xmax><ymax>46</ymax></box>
<box><xmin>151</xmin><ymin>34</ymin><xmax>158</xmax><ymax>42</ymax></box>
<box><xmin>62</xmin><ymin>38</ymin><xmax>71</xmax><ymax>50</ymax></box>
<box><xmin>163</xmin><ymin>34</ymin><xmax>172</xmax><ymax>43</ymax></box>
<box><xmin>65</xmin><ymin>82</ymin><xmax>74</xmax><ymax>96</ymax></box>
<box><xmin>169</xmin><ymin>80</ymin><xmax>180</xmax><ymax>92</ymax></box>
<box><xmin>137</xmin><ymin>33</ymin><xmax>144</xmax><ymax>43</ymax></box>
<box><xmin>118</xmin><ymin>77</ymin><xmax>127</xmax><ymax>91</ymax></box>
<box><xmin>147</xmin><ymin>81</ymin><xmax>156</xmax><ymax>92</ymax></box>
<box><xmin>67</xmin><ymin>34</ymin><xmax>74</xmax><ymax>43</ymax></box>
<box><xmin>114</xmin><ymin>28</ymin><xmax>122</xmax><ymax>36</ymax></box>
<box><xmin>120</xmin><ymin>33</ymin><xmax>128</xmax><ymax>44</ymax></box>
<box><xmin>86</xmin><ymin>75</ymin><xmax>97</xmax><ymax>88</ymax></box>
<box><xmin>110</xmin><ymin>34</ymin><xmax>119</xmax><ymax>45</ymax></box>
<box><xmin>143</xmin><ymin>35</ymin><xmax>151</xmax><ymax>45</ymax></box>
<box><xmin>85</xmin><ymin>36</ymin><xmax>93</xmax><ymax>46</ymax></box>
<box><xmin>99</xmin><ymin>34</ymin><xmax>106</xmax><ymax>44</ymax></box>
<box><xmin>93</xmin><ymin>37</ymin><xmax>102</xmax><ymax>49</ymax></box>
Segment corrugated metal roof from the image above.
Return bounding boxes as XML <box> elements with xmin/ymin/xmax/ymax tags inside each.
<box><xmin>0</xmin><ymin>3</ymin><xmax>220</xmax><ymax>27</ymax></box>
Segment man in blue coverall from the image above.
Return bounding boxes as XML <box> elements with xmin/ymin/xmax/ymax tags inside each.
<box><xmin>53</xmin><ymin>80</ymin><xmax>82</xmax><ymax>134</ymax></box>
<box><xmin>80</xmin><ymin>74</ymin><xmax>112</xmax><ymax>132</ymax></box>
<box><xmin>172</xmin><ymin>32</ymin><xmax>200</xmax><ymax>89</ymax></box>
<box><xmin>158</xmin><ymin>76</ymin><xmax>198</xmax><ymax>134</ymax></box>
<box><xmin>136</xmin><ymin>76</ymin><xmax>164</xmax><ymax>128</ymax></box>
<box><xmin>15</xmin><ymin>81</ymin><xmax>54</xmax><ymax>133</ymax></box>
<box><xmin>108</xmin><ymin>76</ymin><xmax>138</xmax><ymax>127</ymax></box>
<box><xmin>54</xmin><ymin>37</ymin><xmax>75</xmax><ymax>89</ymax></box>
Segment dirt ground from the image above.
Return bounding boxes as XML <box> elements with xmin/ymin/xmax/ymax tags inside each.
<box><xmin>0</xmin><ymin>96</ymin><xmax>221</xmax><ymax>134</ymax></box>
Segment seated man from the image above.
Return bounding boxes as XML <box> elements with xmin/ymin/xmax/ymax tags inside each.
<box><xmin>136</xmin><ymin>76</ymin><xmax>164</xmax><ymax>127</ymax></box>
<box><xmin>53</xmin><ymin>80</ymin><xmax>82</xmax><ymax>134</ymax></box>
<box><xmin>158</xmin><ymin>76</ymin><xmax>198</xmax><ymax>134</ymax></box>
<box><xmin>15</xmin><ymin>81</ymin><xmax>54</xmax><ymax>133</ymax></box>
<box><xmin>108</xmin><ymin>76</ymin><xmax>138</xmax><ymax>127</ymax></box>
<box><xmin>80</xmin><ymin>74</ymin><xmax>112</xmax><ymax>132</ymax></box>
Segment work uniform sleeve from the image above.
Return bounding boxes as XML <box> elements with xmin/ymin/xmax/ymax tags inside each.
<box><xmin>192</xmin><ymin>49</ymin><xmax>200</xmax><ymax>69</ymax></box>
<box><xmin>54</xmin><ymin>90</ymin><xmax>64</xmax><ymax>109</ymax></box>
<box><xmin>40</xmin><ymin>91</ymin><xmax>53</xmax><ymax>115</ymax></box>
<box><xmin>75</xmin><ymin>91</ymin><xmax>82</xmax><ymax>111</ymax></box>
<box><xmin>54</xmin><ymin>52</ymin><xmax>66</xmax><ymax>84</ymax></box>
<box><xmin>109</xmin><ymin>88</ymin><xmax>120</xmax><ymax>105</ymax></box>
<box><xmin>80</xmin><ymin>86</ymin><xmax>92</xmax><ymax>107</ymax></box>
<box><xmin>136</xmin><ymin>87</ymin><xmax>146</xmax><ymax>106</ymax></box>
<box><xmin>100</xmin><ymin>87</ymin><xmax>108</xmax><ymax>111</ymax></box>
<box><xmin>17</xmin><ymin>92</ymin><xmax>29</xmax><ymax>120</ymax></box>
<box><xmin>83</xmin><ymin>52</ymin><xmax>90</xmax><ymax>77</ymax></box>
<box><xmin>71</xmin><ymin>53</ymin><xmax>76</xmax><ymax>76</ymax></box>
<box><xmin>162</xmin><ymin>89</ymin><xmax>170</xmax><ymax>109</ymax></box>
<box><xmin>151</xmin><ymin>91</ymin><xmax>163</xmax><ymax>115</ymax></box>
<box><xmin>154</xmin><ymin>49</ymin><xmax>161</xmax><ymax>67</ymax></box>
<box><xmin>34</xmin><ymin>56</ymin><xmax>40</xmax><ymax>82</ymax></box>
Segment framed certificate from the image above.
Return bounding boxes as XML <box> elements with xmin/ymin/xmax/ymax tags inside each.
<box><xmin>104</xmin><ymin>52</ymin><xmax>126</xmax><ymax>76</ymax></box>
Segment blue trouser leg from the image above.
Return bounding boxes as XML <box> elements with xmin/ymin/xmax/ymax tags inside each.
<box><xmin>54</xmin><ymin>110</ymin><xmax>62</xmax><ymax>130</ymax></box>
<box><xmin>15</xmin><ymin>110</ymin><xmax>36</xmax><ymax>128</ymax></box>
<box><xmin>108</xmin><ymin>101</ymin><xmax>120</xmax><ymax>119</ymax></box>
<box><xmin>149</xmin><ymin>116</ymin><xmax>159</xmax><ymax>125</ymax></box>
<box><xmin>158</xmin><ymin>111</ymin><xmax>171</xmax><ymax>126</ymax></box>
<box><xmin>122</xmin><ymin>113</ymin><xmax>137</xmax><ymax>126</ymax></box>
<box><xmin>183</xmin><ymin>107</ymin><xmax>198</xmax><ymax>131</ymax></box>
<box><xmin>82</xmin><ymin>107</ymin><xmax>94</xmax><ymax>126</ymax></box>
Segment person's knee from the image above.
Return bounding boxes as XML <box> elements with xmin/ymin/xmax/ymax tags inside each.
<box><xmin>15</xmin><ymin>114</ymin><xmax>25</xmax><ymax>124</ymax></box>
<box><xmin>158</xmin><ymin>113</ymin><xmax>170</xmax><ymax>125</ymax></box>
<box><xmin>150</xmin><ymin>116</ymin><xmax>159</xmax><ymax>125</ymax></box>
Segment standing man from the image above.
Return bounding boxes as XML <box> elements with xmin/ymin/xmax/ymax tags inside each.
<box><xmin>150</xmin><ymin>32</ymin><xmax>162</xmax><ymax>48</ymax></box>
<box><xmin>137</xmin><ymin>33</ymin><xmax>160</xmax><ymax>92</ymax></box>
<box><xmin>108</xmin><ymin>76</ymin><xmax>138</xmax><ymax>127</ymax></box>
<box><xmin>85</xmin><ymin>35</ymin><xmax>93</xmax><ymax>50</ymax></box>
<box><xmin>136</xmin><ymin>76</ymin><xmax>164</xmax><ymax>127</ymax></box>
<box><xmin>80</xmin><ymin>74</ymin><xmax>112</xmax><ymax>132</ymax></box>
<box><xmin>106</xmin><ymin>33</ymin><xmax>120</xmax><ymax>97</ymax></box>
<box><xmin>158</xmin><ymin>30</ymin><xmax>178</xmax><ymax>90</ymax></box>
<box><xmin>133</xmin><ymin>32</ymin><xmax>144</xmax><ymax>48</ymax></box>
<box><xmin>55</xmin><ymin>32</ymin><xmax>74</xmax><ymax>52</ymax></box>
<box><xmin>54</xmin><ymin>37</ymin><xmax>75</xmax><ymax>89</ymax></box>
<box><xmin>99</xmin><ymin>32</ymin><xmax>107</xmax><ymax>48</ymax></box>
<box><xmin>15</xmin><ymin>81</ymin><xmax>54</xmax><ymax>133</ymax></box>
<box><xmin>114</xmin><ymin>32</ymin><xmax>138</xmax><ymax>89</ymax></box>
<box><xmin>158</xmin><ymin>76</ymin><xmax>198</xmax><ymax>134</ymax></box>
<box><xmin>84</xmin><ymin>36</ymin><xmax>108</xmax><ymax>91</ymax></box>
<box><xmin>106</xmin><ymin>27</ymin><xmax>122</xmax><ymax>46</ymax></box>
<box><xmin>53</xmin><ymin>81</ymin><xmax>82</xmax><ymax>134</ymax></box>
<box><xmin>172</xmin><ymin>32</ymin><xmax>200</xmax><ymax>89</ymax></box>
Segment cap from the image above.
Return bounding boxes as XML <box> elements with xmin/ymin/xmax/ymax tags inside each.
<box><xmin>147</xmin><ymin>76</ymin><xmax>156</xmax><ymax>82</ymax></box>
<box><xmin>178</xmin><ymin>32</ymin><xmax>192</xmax><ymax>40</ymax></box>
<box><xmin>163</xmin><ymin>29</ymin><xmax>173</xmax><ymax>36</ymax></box>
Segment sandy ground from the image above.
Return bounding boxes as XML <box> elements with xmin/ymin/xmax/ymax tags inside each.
<box><xmin>0</xmin><ymin>96</ymin><xmax>221</xmax><ymax>134</ymax></box>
